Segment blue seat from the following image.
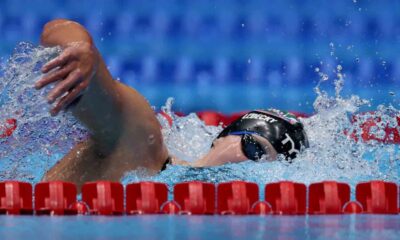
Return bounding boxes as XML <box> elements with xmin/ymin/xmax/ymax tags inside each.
<box><xmin>121</xmin><ymin>58</ymin><xmax>141</xmax><ymax>76</ymax></box>
<box><xmin>214</xmin><ymin>57</ymin><xmax>231</xmax><ymax>83</ymax></box>
<box><xmin>151</xmin><ymin>11</ymin><xmax>170</xmax><ymax>36</ymax></box>
<box><xmin>0</xmin><ymin>0</ymin><xmax>399</xmax><ymax>102</ymax></box>
<box><xmin>217</xmin><ymin>12</ymin><xmax>236</xmax><ymax>37</ymax></box>
<box><xmin>194</xmin><ymin>61</ymin><xmax>212</xmax><ymax>74</ymax></box>
<box><xmin>141</xmin><ymin>56</ymin><xmax>158</xmax><ymax>83</ymax></box>
<box><xmin>115</xmin><ymin>12</ymin><xmax>136</xmax><ymax>37</ymax></box>
<box><xmin>246</xmin><ymin>58</ymin><xmax>264</xmax><ymax>84</ymax></box>
<box><xmin>284</xmin><ymin>57</ymin><xmax>303</xmax><ymax>84</ymax></box>
<box><xmin>174</xmin><ymin>57</ymin><xmax>193</xmax><ymax>83</ymax></box>
<box><xmin>158</xmin><ymin>60</ymin><xmax>176</xmax><ymax>82</ymax></box>
<box><xmin>357</xmin><ymin>59</ymin><xmax>375</xmax><ymax>83</ymax></box>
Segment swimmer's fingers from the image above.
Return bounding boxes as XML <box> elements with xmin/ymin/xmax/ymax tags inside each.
<box><xmin>35</xmin><ymin>63</ymin><xmax>75</xmax><ymax>89</ymax></box>
<box><xmin>50</xmin><ymin>81</ymin><xmax>88</xmax><ymax>116</ymax></box>
<box><xmin>41</xmin><ymin>48</ymin><xmax>74</xmax><ymax>73</ymax></box>
<box><xmin>47</xmin><ymin>69</ymin><xmax>82</xmax><ymax>104</ymax></box>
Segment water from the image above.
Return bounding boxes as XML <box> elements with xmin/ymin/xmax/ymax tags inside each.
<box><xmin>0</xmin><ymin>43</ymin><xmax>87</xmax><ymax>182</ymax></box>
<box><xmin>0</xmin><ymin>215</ymin><xmax>399</xmax><ymax>240</ymax></box>
<box><xmin>0</xmin><ymin>43</ymin><xmax>399</xmax><ymax>191</ymax></box>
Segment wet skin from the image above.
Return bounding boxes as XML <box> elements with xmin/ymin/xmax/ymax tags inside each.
<box><xmin>38</xmin><ymin>19</ymin><xmax>276</xmax><ymax>189</ymax></box>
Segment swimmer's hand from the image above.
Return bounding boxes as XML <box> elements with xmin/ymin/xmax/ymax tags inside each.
<box><xmin>35</xmin><ymin>42</ymin><xmax>98</xmax><ymax>116</ymax></box>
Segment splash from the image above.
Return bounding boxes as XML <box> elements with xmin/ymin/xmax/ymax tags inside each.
<box><xmin>123</xmin><ymin>61</ymin><xmax>400</xmax><ymax>189</ymax></box>
<box><xmin>0</xmin><ymin>43</ymin><xmax>398</xmax><ymax>190</ymax></box>
<box><xmin>0</xmin><ymin>43</ymin><xmax>87</xmax><ymax>182</ymax></box>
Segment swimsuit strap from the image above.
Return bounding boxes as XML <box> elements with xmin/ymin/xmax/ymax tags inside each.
<box><xmin>160</xmin><ymin>157</ymin><xmax>171</xmax><ymax>171</ymax></box>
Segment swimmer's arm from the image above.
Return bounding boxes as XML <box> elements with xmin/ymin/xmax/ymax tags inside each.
<box><xmin>38</xmin><ymin>19</ymin><xmax>122</xmax><ymax>150</ymax></box>
<box><xmin>40</xmin><ymin>19</ymin><xmax>93</xmax><ymax>46</ymax></box>
<box><xmin>38</xmin><ymin>19</ymin><xmax>168</xmax><ymax>174</ymax></box>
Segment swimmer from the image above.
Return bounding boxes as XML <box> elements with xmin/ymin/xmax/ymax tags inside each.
<box><xmin>38</xmin><ymin>19</ymin><xmax>309</xmax><ymax>188</ymax></box>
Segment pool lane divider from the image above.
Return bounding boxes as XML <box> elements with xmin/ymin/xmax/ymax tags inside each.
<box><xmin>356</xmin><ymin>181</ymin><xmax>398</xmax><ymax>214</ymax></box>
<box><xmin>217</xmin><ymin>181</ymin><xmax>261</xmax><ymax>215</ymax></box>
<box><xmin>82</xmin><ymin>181</ymin><xmax>124</xmax><ymax>215</ymax></box>
<box><xmin>0</xmin><ymin>181</ymin><xmax>32</xmax><ymax>215</ymax></box>
<box><xmin>308</xmin><ymin>181</ymin><xmax>351</xmax><ymax>214</ymax></box>
<box><xmin>0</xmin><ymin>180</ymin><xmax>398</xmax><ymax>216</ymax></box>
<box><xmin>126</xmin><ymin>182</ymin><xmax>168</xmax><ymax>214</ymax></box>
<box><xmin>35</xmin><ymin>181</ymin><xmax>77</xmax><ymax>215</ymax></box>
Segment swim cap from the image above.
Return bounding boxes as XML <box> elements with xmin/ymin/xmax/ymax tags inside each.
<box><xmin>215</xmin><ymin>109</ymin><xmax>309</xmax><ymax>161</ymax></box>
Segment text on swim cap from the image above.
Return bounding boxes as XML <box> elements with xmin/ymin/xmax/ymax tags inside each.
<box><xmin>242</xmin><ymin>113</ymin><xmax>278</xmax><ymax>123</ymax></box>
<box><xmin>281</xmin><ymin>133</ymin><xmax>300</xmax><ymax>155</ymax></box>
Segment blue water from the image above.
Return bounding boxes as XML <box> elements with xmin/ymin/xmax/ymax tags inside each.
<box><xmin>0</xmin><ymin>215</ymin><xmax>399</xmax><ymax>240</ymax></box>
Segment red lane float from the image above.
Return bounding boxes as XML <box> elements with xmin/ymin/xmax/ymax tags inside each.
<box><xmin>356</xmin><ymin>181</ymin><xmax>398</xmax><ymax>214</ymax></box>
<box><xmin>196</xmin><ymin>111</ymin><xmax>223</xmax><ymax>126</ymax></box>
<box><xmin>34</xmin><ymin>181</ymin><xmax>77</xmax><ymax>215</ymax></box>
<box><xmin>222</xmin><ymin>111</ymin><xmax>250</xmax><ymax>126</ymax></box>
<box><xmin>69</xmin><ymin>201</ymin><xmax>89</xmax><ymax>215</ymax></box>
<box><xmin>82</xmin><ymin>181</ymin><xmax>124</xmax><ymax>215</ymax></box>
<box><xmin>0</xmin><ymin>181</ymin><xmax>33</xmax><ymax>215</ymax></box>
<box><xmin>161</xmin><ymin>200</ymin><xmax>181</xmax><ymax>214</ymax></box>
<box><xmin>0</xmin><ymin>180</ymin><xmax>398</xmax><ymax>216</ymax></box>
<box><xmin>126</xmin><ymin>182</ymin><xmax>168</xmax><ymax>214</ymax></box>
<box><xmin>308</xmin><ymin>181</ymin><xmax>351</xmax><ymax>214</ymax></box>
<box><xmin>348</xmin><ymin>113</ymin><xmax>400</xmax><ymax>144</ymax></box>
<box><xmin>173</xmin><ymin>181</ymin><xmax>215</xmax><ymax>215</ymax></box>
<box><xmin>158</xmin><ymin>111</ymin><xmax>184</xmax><ymax>126</ymax></box>
<box><xmin>0</xmin><ymin>118</ymin><xmax>17</xmax><ymax>138</ymax></box>
<box><xmin>250</xmin><ymin>201</ymin><xmax>272</xmax><ymax>215</ymax></box>
<box><xmin>217</xmin><ymin>181</ymin><xmax>259</xmax><ymax>215</ymax></box>
<box><xmin>343</xmin><ymin>201</ymin><xmax>363</xmax><ymax>214</ymax></box>
<box><xmin>265</xmin><ymin>181</ymin><xmax>307</xmax><ymax>215</ymax></box>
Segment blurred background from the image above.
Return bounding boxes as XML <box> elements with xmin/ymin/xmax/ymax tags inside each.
<box><xmin>1</xmin><ymin>0</ymin><xmax>400</xmax><ymax>113</ymax></box>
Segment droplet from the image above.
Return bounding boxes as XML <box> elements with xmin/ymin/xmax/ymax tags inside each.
<box><xmin>148</xmin><ymin>134</ymin><xmax>155</xmax><ymax>144</ymax></box>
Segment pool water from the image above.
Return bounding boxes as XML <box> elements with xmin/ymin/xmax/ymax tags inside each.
<box><xmin>0</xmin><ymin>43</ymin><xmax>398</xmax><ymax>191</ymax></box>
<box><xmin>0</xmin><ymin>43</ymin><xmax>399</xmax><ymax>240</ymax></box>
<box><xmin>0</xmin><ymin>215</ymin><xmax>399</xmax><ymax>240</ymax></box>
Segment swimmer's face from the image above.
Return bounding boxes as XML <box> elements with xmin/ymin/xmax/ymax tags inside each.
<box><xmin>212</xmin><ymin>135</ymin><xmax>278</xmax><ymax>163</ymax></box>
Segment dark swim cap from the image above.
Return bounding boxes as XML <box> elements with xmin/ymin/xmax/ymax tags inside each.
<box><xmin>215</xmin><ymin>109</ymin><xmax>309</xmax><ymax>161</ymax></box>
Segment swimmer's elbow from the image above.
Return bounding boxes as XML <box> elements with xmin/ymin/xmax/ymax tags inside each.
<box><xmin>40</xmin><ymin>19</ymin><xmax>92</xmax><ymax>47</ymax></box>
